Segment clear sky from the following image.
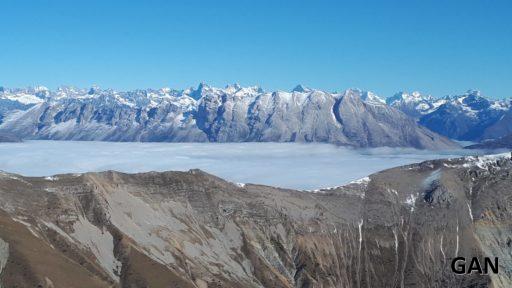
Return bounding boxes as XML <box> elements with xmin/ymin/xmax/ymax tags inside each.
<box><xmin>1</xmin><ymin>0</ymin><xmax>511</xmax><ymax>98</ymax></box>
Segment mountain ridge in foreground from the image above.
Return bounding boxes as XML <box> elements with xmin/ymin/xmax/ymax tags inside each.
<box><xmin>1</xmin><ymin>153</ymin><xmax>512</xmax><ymax>287</ymax></box>
<box><xmin>0</xmin><ymin>85</ymin><xmax>457</xmax><ymax>149</ymax></box>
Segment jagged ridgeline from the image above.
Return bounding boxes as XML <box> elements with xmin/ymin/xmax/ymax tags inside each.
<box><xmin>0</xmin><ymin>154</ymin><xmax>511</xmax><ymax>287</ymax></box>
<box><xmin>0</xmin><ymin>85</ymin><xmax>458</xmax><ymax>149</ymax></box>
<box><xmin>387</xmin><ymin>90</ymin><xmax>512</xmax><ymax>142</ymax></box>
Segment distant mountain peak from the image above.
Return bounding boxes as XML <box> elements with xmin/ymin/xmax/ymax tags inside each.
<box><xmin>465</xmin><ymin>89</ymin><xmax>481</xmax><ymax>97</ymax></box>
<box><xmin>197</xmin><ymin>82</ymin><xmax>210</xmax><ymax>90</ymax></box>
<box><xmin>34</xmin><ymin>86</ymin><xmax>49</xmax><ymax>92</ymax></box>
<box><xmin>361</xmin><ymin>91</ymin><xmax>385</xmax><ymax>104</ymax></box>
<box><xmin>160</xmin><ymin>87</ymin><xmax>172</xmax><ymax>94</ymax></box>
<box><xmin>391</xmin><ymin>91</ymin><xmax>427</xmax><ymax>101</ymax></box>
<box><xmin>292</xmin><ymin>84</ymin><xmax>311</xmax><ymax>93</ymax></box>
<box><xmin>343</xmin><ymin>88</ymin><xmax>363</xmax><ymax>96</ymax></box>
<box><xmin>342</xmin><ymin>89</ymin><xmax>386</xmax><ymax>104</ymax></box>
<box><xmin>411</xmin><ymin>91</ymin><xmax>422</xmax><ymax>98</ymax></box>
<box><xmin>226</xmin><ymin>83</ymin><xmax>242</xmax><ymax>90</ymax></box>
<box><xmin>88</xmin><ymin>86</ymin><xmax>100</xmax><ymax>95</ymax></box>
<box><xmin>189</xmin><ymin>82</ymin><xmax>212</xmax><ymax>99</ymax></box>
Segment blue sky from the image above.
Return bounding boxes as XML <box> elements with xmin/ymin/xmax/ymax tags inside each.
<box><xmin>1</xmin><ymin>0</ymin><xmax>511</xmax><ymax>98</ymax></box>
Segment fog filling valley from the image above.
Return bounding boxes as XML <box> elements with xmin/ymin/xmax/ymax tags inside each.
<box><xmin>0</xmin><ymin>141</ymin><xmax>485</xmax><ymax>190</ymax></box>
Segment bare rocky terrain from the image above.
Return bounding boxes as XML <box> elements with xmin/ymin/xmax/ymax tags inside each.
<box><xmin>1</xmin><ymin>154</ymin><xmax>512</xmax><ymax>287</ymax></box>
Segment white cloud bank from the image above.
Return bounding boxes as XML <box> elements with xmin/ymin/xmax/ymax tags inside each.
<box><xmin>0</xmin><ymin>141</ymin><xmax>484</xmax><ymax>190</ymax></box>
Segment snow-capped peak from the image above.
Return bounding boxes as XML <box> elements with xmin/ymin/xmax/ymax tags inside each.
<box><xmin>386</xmin><ymin>91</ymin><xmax>441</xmax><ymax>118</ymax></box>
<box><xmin>465</xmin><ymin>90</ymin><xmax>481</xmax><ymax>97</ymax></box>
<box><xmin>361</xmin><ymin>91</ymin><xmax>385</xmax><ymax>105</ymax></box>
<box><xmin>188</xmin><ymin>82</ymin><xmax>221</xmax><ymax>100</ymax></box>
<box><xmin>387</xmin><ymin>91</ymin><xmax>431</xmax><ymax>104</ymax></box>
<box><xmin>88</xmin><ymin>86</ymin><xmax>100</xmax><ymax>95</ymax></box>
<box><xmin>160</xmin><ymin>87</ymin><xmax>172</xmax><ymax>94</ymax></box>
<box><xmin>342</xmin><ymin>88</ymin><xmax>363</xmax><ymax>97</ymax></box>
<box><xmin>34</xmin><ymin>86</ymin><xmax>49</xmax><ymax>92</ymax></box>
<box><xmin>225</xmin><ymin>83</ymin><xmax>242</xmax><ymax>93</ymax></box>
<box><xmin>340</xmin><ymin>89</ymin><xmax>384</xmax><ymax>105</ymax></box>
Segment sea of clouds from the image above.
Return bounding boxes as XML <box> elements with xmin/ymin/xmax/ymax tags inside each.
<box><xmin>0</xmin><ymin>141</ymin><xmax>484</xmax><ymax>190</ymax></box>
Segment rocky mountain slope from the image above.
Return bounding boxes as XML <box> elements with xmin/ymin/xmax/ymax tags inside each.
<box><xmin>388</xmin><ymin>90</ymin><xmax>511</xmax><ymax>141</ymax></box>
<box><xmin>0</xmin><ymin>85</ymin><xmax>456</xmax><ymax>149</ymax></box>
<box><xmin>1</xmin><ymin>154</ymin><xmax>512</xmax><ymax>287</ymax></box>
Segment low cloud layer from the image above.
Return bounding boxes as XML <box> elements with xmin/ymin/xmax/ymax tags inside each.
<box><xmin>0</xmin><ymin>141</ymin><xmax>483</xmax><ymax>190</ymax></box>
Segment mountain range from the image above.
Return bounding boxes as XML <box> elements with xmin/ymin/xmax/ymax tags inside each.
<box><xmin>1</xmin><ymin>85</ymin><xmax>511</xmax><ymax>149</ymax></box>
<box><xmin>0</xmin><ymin>85</ymin><xmax>457</xmax><ymax>150</ymax></box>
<box><xmin>1</xmin><ymin>153</ymin><xmax>511</xmax><ymax>287</ymax></box>
<box><xmin>387</xmin><ymin>90</ymin><xmax>512</xmax><ymax>142</ymax></box>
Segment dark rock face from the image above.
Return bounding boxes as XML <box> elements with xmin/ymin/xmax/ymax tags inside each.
<box><xmin>0</xmin><ymin>85</ymin><xmax>457</xmax><ymax>149</ymax></box>
<box><xmin>0</xmin><ymin>154</ymin><xmax>511</xmax><ymax>287</ymax></box>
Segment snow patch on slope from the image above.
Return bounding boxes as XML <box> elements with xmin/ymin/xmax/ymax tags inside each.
<box><xmin>405</xmin><ymin>193</ymin><xmax>418</xmax><ymax>211</ymax></box>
